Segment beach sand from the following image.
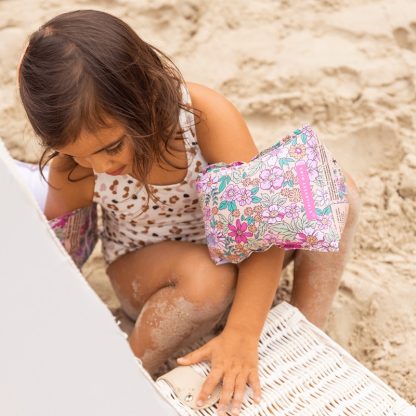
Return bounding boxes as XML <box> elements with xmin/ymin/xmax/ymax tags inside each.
<box><xmin>0</xmin><ymin>0</ymin><xmax>415</xmax><ymax>404</ymax></box>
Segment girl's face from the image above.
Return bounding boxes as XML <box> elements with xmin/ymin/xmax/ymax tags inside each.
<box><xmin>57</xmin><ymin>120</ymin><xmax>135</xmax><ymax>176</ymax></box>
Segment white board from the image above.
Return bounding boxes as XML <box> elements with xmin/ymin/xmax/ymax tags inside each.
<box><xmin>0</xmin><ymin>140</ymin><xmax>177</xmax><ymax>416</ymax></box>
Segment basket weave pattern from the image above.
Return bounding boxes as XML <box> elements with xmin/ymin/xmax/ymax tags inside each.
<box><xmin>156</xmin><ymin>302</ymin><xmax>415</xmax><ymax>415</ymax></box>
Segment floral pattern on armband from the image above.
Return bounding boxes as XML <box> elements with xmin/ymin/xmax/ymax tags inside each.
<box><xmin>49</xmin><ymin>204</ymin><xmax>98</xmax><ymax>268</ymax></box>
<box><xmin>196</xmin><ymin>125</ymin><xmax>349</xmax><ymax>265</ymax></box>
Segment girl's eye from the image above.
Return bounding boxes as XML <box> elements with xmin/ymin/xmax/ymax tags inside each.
<box><xmin>105</xmin><ymin>140</ymin><xmax>124</xmax><ymax>155</ymax></box>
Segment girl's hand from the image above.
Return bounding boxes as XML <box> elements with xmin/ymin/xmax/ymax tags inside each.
<box><xmin>177</xmin><ymin>328</ymin><xmax>261</xmax><ymax>416</ymax></box>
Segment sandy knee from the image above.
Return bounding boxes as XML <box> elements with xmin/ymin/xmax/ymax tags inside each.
<box><xmin>174</xmin><ymin>247</ymin><xmax>237</xmax><ymax>313</ymax></box>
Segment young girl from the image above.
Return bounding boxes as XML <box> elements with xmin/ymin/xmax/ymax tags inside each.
<box><xmin>18</xmin><ymin>10</ymin><xmax>360</xmax><ymax>415</ymax></box>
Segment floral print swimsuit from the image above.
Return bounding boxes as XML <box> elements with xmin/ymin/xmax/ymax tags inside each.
<box><xmin>93</xmin><ymin>85</ymin><xmax>209</xmax><ymax>265</ymax></box>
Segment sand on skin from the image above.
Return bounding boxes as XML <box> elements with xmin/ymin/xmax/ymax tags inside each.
<box><xmin>0</xmin><ymin>0</ymin><xmax>414</xmax><ymax>404</ymax></box>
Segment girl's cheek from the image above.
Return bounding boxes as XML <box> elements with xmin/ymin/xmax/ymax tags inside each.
<box><xmin>73</xmin><ymin>157</ymin><xmax>92</xmax><ymax>168</ymax></box>
<box><xmin>125</xmin><ymin>141</ymin><xmax>136</xmax><ymax>160</ymax></box>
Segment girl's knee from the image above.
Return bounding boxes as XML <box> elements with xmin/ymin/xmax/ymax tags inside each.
<box><xmin>176</xmin><ymin>248</ymin><xmax>237</xmax><ymax>311</ymax></box>
<box><xmin>184</xmin><ymin>266</ymin><xmax>236</xmax><ymax>311</ymax></box>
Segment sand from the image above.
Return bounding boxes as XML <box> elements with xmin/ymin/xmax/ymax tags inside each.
<box><xmin>0</xmin><ymin>0</ymin><xmax>414</xmax><ymax>404</ymax></box>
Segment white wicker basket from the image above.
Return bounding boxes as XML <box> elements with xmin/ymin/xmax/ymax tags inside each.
<box><xmin>156</xmin><ymin>302</ymin><xmax>415</xmax><ymax>416</ymax></box>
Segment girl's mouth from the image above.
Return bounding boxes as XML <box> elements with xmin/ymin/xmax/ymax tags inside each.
<box><xmin>107</xmin><ymin>166</ymin><xmax>126</xmax><ymax>176</ymax></box>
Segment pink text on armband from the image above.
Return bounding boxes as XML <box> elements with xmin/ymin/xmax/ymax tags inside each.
<box><xmin>295</xmin><ymin>162</ymin><xmax>317</xmax><ymax>220</ymax></box>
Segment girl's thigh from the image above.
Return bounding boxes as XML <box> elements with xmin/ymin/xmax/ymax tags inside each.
<box><xmin>106</xmin><ymin>241</ymin><xmax>238</xmax><ymax>320</ymax></box>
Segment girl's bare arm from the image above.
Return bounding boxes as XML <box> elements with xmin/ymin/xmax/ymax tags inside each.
<box><xmin>182</xmin><ymin>83</ymin><xmax>285</xmax><ymax>413</ymax></box>
<box><xmin>44</xmin><ymin>156</ymin><xmax>95</xmax><ymax>220</ymax></box>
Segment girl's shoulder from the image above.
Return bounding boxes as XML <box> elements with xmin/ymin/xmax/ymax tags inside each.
<box><xmin>186</xmin><ymin>82</ymin><xmax>259</xmax><ymax>164</ymax></box>
<box><xmin>44</xmin><ymin>155</ymin><xmax>95</xmax><ymax>220</ymax></box>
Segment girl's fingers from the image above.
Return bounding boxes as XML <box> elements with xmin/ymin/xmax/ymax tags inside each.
<box><xmin>197</xmin><ymin>367</ymin><xmax>223</xmax><ymax>407</ymax></box>
<box><xmin>248</xmin><ymin>370</ymin><xmax>262</xmax><ymax>403</ymax></box>
<box><xmin>217</xmin><ymin>371</ymin><xmax>237</xmax><ymax>415</ymax></box>
<box><xmin>230</xmin><ymin>372</ymin><xmax>249</xmax><ymax>415</ymax></box>
<box><xmin>177</xmin><ymin>345</ymin><xmax>209</xmax><ymax>365</ymax></box>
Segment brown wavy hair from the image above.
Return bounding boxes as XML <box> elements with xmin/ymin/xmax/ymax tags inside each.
<box><xmin>18</xmin><ymin>9</ymin><xmax>200</xmax><ymax>199</ymax></box>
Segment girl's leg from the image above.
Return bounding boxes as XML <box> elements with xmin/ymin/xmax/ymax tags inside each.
<box><xmin>289</xmin><ymin>174</ymin><xmax>361</xmax><ymax>328</ymax></box>
<box><xmin>107</xmin><ymin>241</ymin><xmax>237</xmax><ymax>375</ymax></box>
